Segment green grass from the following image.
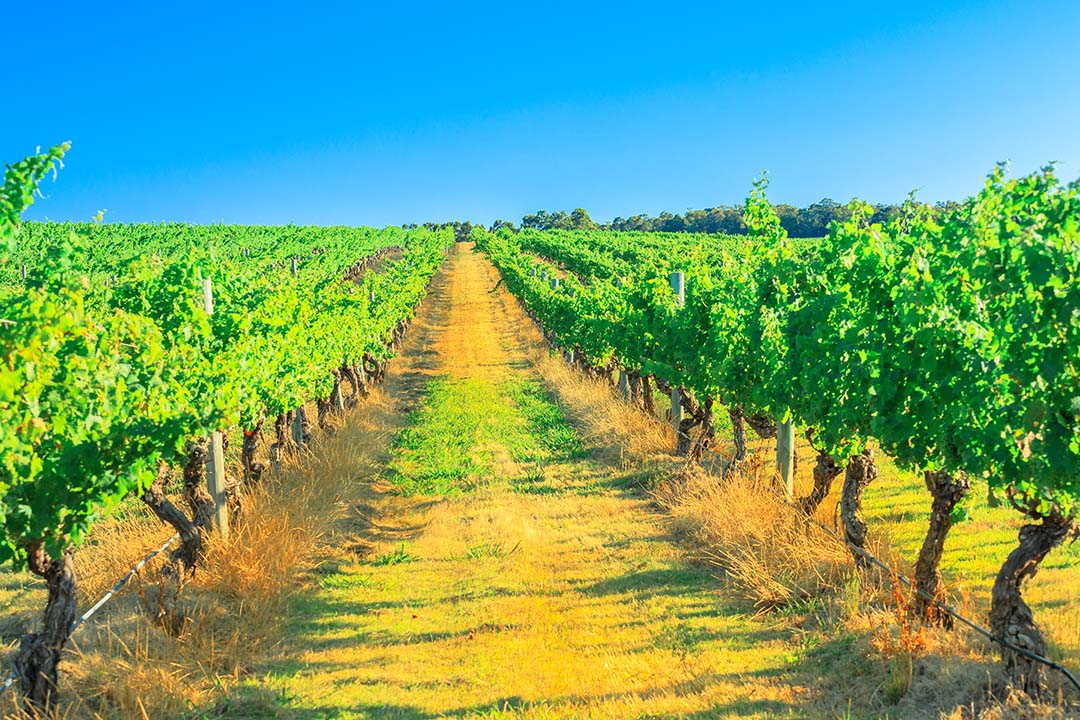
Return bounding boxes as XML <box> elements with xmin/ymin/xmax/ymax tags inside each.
<box><xmin>388</xmin><ymin>376</ymin><xmax>582</xmax><ymax>495</ymax></box>
<box><xmin>505</xmin><ymin>379</ymin><xmax>585</xmax><ymax>462</ymax></box>
<box><xmin>388</xmin><ymin>376</ymin><xmax>495</xmax><ymax>494</ymax></box>
<box><xmin>371</xmin><ymin>543</ymin><xmax>417</xmax><ymax>566</ymax></box>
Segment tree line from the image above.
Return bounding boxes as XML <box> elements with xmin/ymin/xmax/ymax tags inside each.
<box><xmin>473</xmin><ymin>199</ymin><xmax>963</xmax><ymax>239</ymax></box>
<box><xmin>407</xmin><ymin>196</ymin><xmax>964</xmax><ymax>241</ymax></box>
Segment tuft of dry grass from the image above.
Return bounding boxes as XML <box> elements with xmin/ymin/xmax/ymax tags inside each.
<box><xmin>941</xmin><ymin>688</ymin><xmax>1080</xmax><ymax>719</ymax></box>
<box><xmin>655</xmin><ymin>465</ymin><xmax>854</xmax><ymax>613</ymax></box>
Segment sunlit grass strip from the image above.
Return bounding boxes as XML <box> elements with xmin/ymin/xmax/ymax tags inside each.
<box><xmin>387</xmin><ymin>376</ymin><xmax>584</xmax><ymax>495</ymax></box>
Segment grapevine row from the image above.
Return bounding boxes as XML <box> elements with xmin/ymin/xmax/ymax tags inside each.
<box><xmin>475</xmin><ymin>166</ymin><xmax>1080</xmax><ymax>696</ymax></box>
<box><xmin>0</xmin><ymin>144</ymin><xmax>452</xmax><ymax>710</ymax></box>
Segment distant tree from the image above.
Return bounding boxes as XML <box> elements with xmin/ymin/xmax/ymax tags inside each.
<box><xmin>801</xmin><ymin>198</ymin><xmax>847</xmax><ymax>236</ymax></box>
<box><xmin>935</xmin><ymin>200</ymin><xmax>963</xmax><ymax>216</ymax></box>
<box><xmin>870</xmin><ymin>204</ymin><xmax>900</xmax><ymax>226</ymax></box>
<box><xmin>453</xmin><ymin>221</ymin><xmax>473</xmax><ymax>243</ymax></box>
<box><xmin>656</xmin><ymin>211</ymin><xmax>686</xmax><ymax>233</ymax></box>
<box><xmin>521</xmin><ymin>211</ymin><xmax>549</xmax><ymax>230</ymax></box>
<box><xmin>522</xmin><ymin>210</ymin><xmax>572</xmax><ymax>231</ymax></box>
<box><xmin>549</xmin><ymin>211</ymin><xmax>573</xmax><ymax>230</ymax></box>
<box><xmin>621</xmin><ymin>214</ymin><xmax>653</xmax><ymax>232</ymax></box>
<box><xmin>569</xmin><ymin>208</ymin><xmax>598</xmax><ymax>230</ymax></box>
<box><xmin>774</xmin><ymin>204</ymin><xmax>800</xmax><ymax>236</ymax></box>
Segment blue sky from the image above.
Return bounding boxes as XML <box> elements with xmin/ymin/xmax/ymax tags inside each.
<box><xmin>4</xmin><ymin>1</ymin><xmax>1079</xmax><ymax>225</ymax></box>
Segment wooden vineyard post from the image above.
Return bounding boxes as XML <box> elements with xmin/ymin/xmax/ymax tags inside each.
<box><xmin>531</xmin><ymin>267</ymin><xmax>537</xmax><ymax>277</ymax></box>
<box><xmin>670</xmin><ymin>271</ymin><xmax>685</xmax><ymax>307</ymax></box>
<box><xmin>670</xmin><ymin>271</ymin><xmax>685</xmax><ymax>434</ymax></box>
<box><xmin>777</xmin><ymin>419</ymin><xmax>795</xmax><ymax>501</ymax></box>
<box><xmin>369</xmin><ymin>290</ymin><xmax>376</xmax><ymax>303</ymax></box>
<box><xmin>201</xmin><ymin>277</ymin><xmax>229</xmax><ymax>540</ymax></box>
<box><xmin>290</xmin><ymin>256</ymin><xmax>298</xmax><ymax>275</ymax></box>
<box><xmin>21</xmin><ymin>265</ymin><xmax>27</xmax><ymax>280</ymax></box>
<box><xmin>618</xmin><ymin>370</ymin><xmax>631</xmax><ymax>401</ymax></box>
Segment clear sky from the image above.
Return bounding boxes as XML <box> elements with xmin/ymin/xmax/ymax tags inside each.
<box><xmin>4</xmin><ymin>0</ymin><xmax>1079</xmax><ymax>226</ymax></box>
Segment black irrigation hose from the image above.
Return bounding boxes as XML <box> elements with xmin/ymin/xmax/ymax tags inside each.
<box><xmin>800</xmin><ymin>511</ymin><xmax>1080</xmax><ymax>695</ymax></box>
<box><xmin>0</xmin><ymin>533</ymin><xmax>180</xmax><ymax>696</ymax></box>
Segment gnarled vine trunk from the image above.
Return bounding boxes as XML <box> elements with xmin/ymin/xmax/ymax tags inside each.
<box><xmin>689</xmin><ymin>398</ymin><xmax>716</xmax><ymax>462</ymax></box>
<box><xmin>341</xmin><ymin>364</ymin><xmax>360</xmax><ymax>405</ymax></box>
<box><xmin>143</xmin><ymin>462</ymin><xmax>202</xmax><ymax>570</ymax></box>
<box><xmin>725</xmin><ymin>405</ymin><xmax>748</xmax><ymax>477</ymax></box>
<box><xmin>141</xmin><ymin>462</ymin><xmax>200</xmax><ymax>635</ymax></box>
<box><xmin>989</xmin><ymin>507</ymin><xmax>1076</xmax><ymax>697</ymax></box>
<box><xmin>840</xmin><ymin>448</ymin><xmax>878</xmax><ymax>567</ymax></box>
<box><xmin>913</xmin><ymin>469</ymin><xmax>969</xmax><ymax>626</ymax></box>
<box><xmin>628</xmin><ymin>371</ymin><xmax>643</xmax><ymax>410</ymax></box>
<box><xmin>641</xmin><ymin>374</ymin><xmax>657</xmax><ymax>417</ymax></box>
<box><xmin>241</xmin><ymin>420</ymin><xmax>266</xmax><ymax>483</ymax></box>
<box><xmin>603</xmin><ymin>359</ymin><xmax>618</xmax><ymax>387</ymax></box>
<box><xmin>317</xmin><ymin>396</ymin><xmax>331</xmax><ymax>429</ymax></box>
<box><xmin>747</xmin><ymin>413</ymin><xmax>777</xmax><ymax>439</ymax></box>
<box><xmin>675</xmin><ymin>389</ymin><xmax>703</xmax><ymax>457</ymax></box>
<box><xmin>271</xmin><ymin>412</ymin><xmax>290</xmax><ymax>466</ymax></box>
<box><xmin>363</xmin><ymin>354</ymin><xmax>384</xmax><ymax>383</ymax></box>
<box><xmin>299</xmin><ymin>406</ymin><xmax>313</xmax><ymax>445</ymax></box>
<box><xmin>799</xmin><ymin>450</ymin><xmax>843</xmax><ymax>516</ymax></box>
<box><xmin>330</xmin><ymin>370</ymin><xmax>346</xmax><ymax>414</ymax></box>
<box><xmin>14</xmin><ymin>541</ymin><xmax>77</xmax><ymax>714</ymax></box>
<box><xmin>182</xmin><ymin>439</ymin><xmax>216</xmax><ymax>534</ymax></box>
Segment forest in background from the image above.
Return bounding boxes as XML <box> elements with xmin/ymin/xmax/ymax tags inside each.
<box><xmin>478</xmin><ymin>198</ymin><xmax>961</xmax><ymax>238</ymax></box>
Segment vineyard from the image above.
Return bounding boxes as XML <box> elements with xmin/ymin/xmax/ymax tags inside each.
<box><xmin>1</xmin><ymin>145</ymin><xmax>453</xmax><ymax>713</ymax></box>
<box><xmin>474</xmin><ymin>169</ymin><xmax>1080</xmax><ymax>699</ymax></box>
<box><xmin>0</xmin><ymin>144</ymin><xmax>1078</xmax><ymax>719</ymax></box>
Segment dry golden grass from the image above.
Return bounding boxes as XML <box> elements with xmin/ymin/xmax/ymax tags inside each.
<box><xmin>656</xmin><ymin>466</ymin><xmax>854</xmax><ymax>613</ymax></box>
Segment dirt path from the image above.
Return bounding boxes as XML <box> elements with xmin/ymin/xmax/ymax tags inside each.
<box><xmin>226</xmin><ymin>245</ymin><xmax>803</xmax><ymax>719</ymax></box>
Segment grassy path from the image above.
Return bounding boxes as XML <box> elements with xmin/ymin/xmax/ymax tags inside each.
<box><xmin>224</xmin><ymin>245</ymin><xmax>805</xmax><ymax>719</ymax></box>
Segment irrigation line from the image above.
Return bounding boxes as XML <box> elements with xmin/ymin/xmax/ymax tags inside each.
<box><xmin>0</xmin><ymin>533</ymin><xmax>180</xmax><ymax>697</ymax></box>
<box><xmin>70</xmin><ymin>533</ymin><xmax>179</xmax><ymax>633</ymax></box>
<box><xmin>799</xmin><ymin>508</ymin><xmax>1080</xmax><ymax>695</ymax></box>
